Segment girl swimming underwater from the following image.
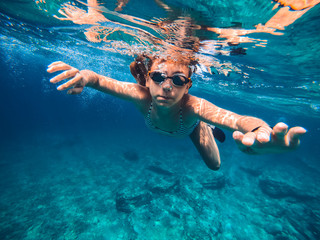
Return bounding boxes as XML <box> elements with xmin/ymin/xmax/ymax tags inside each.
<box><xmin>47</xmin><ymin>55</ymin><xmax>306</xmax><ymax>170</ymax></box>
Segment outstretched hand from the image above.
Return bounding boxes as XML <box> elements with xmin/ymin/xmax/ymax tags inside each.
<box><xmin>47</xmin><ymin>61</ymin><xmax>95</xmax><ymax>95</ymax></box>
<box><xmin>233</xmin><ymin>122</ymin><xmax>306</xmax><ymax>154</ymax></box>
<box><xmin>54</xmin><ymin>3</ymin><xmax>107</xmax><ymax>25</ymax></box>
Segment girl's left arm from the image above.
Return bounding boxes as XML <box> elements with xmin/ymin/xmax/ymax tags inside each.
<box><xmin>197</xmin><ymin>99</ymin><xmax>268</xmax><ymax>132</ymax></box>
<box><xmin>193</xmin><ymin>97</ymin><xmax>306</xmax><ymax>154</ymax></box>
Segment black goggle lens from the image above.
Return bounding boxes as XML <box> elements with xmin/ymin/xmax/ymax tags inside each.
<box><xmin>150</xmin><ymin>72</ymin><xmax>165</xmax><ymax>83</ymax></box>
<box><xmin>149</xmin><ymin>72</ymin><xmax>189</xmax><ymax>87</ymax></box>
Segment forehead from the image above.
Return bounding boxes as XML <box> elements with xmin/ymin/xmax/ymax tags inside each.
<box><xmin>151</xmin><ymin>59</ymin><xmax>189</xmax><ymax>74</ymax></box>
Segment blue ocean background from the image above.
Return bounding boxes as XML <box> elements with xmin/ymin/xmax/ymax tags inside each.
<box><xmin>1</xmin><ymin>0</ymin><xmax>320</xmax><ymax>239</ymax></box>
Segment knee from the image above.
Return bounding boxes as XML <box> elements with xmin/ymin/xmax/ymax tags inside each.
<box><xmin>203</xmin><ymin>154</ymin><xmax>221</xmax><ymax>171</ymax></box>
<box><xmin>207</xmin><ymin>162</ymin><xmax>221</xmax><ymax>171</ymax></box>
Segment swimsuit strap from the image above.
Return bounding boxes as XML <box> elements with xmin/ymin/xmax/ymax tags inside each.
<box><xmin>145</xmin><ymin>101</ymin><xmax>199</xmax><ymax>137</ymax></box>
<box><xmin>147</xmin><ymin>102</ymin><xmax>153</xmax><ymax>117</ymax></box>
<box><xmin>147</xmin><ymin>102</ymin><xmax>183</xmax><ymax>129</ymax></box>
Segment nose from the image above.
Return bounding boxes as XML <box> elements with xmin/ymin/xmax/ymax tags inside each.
<box><xmin>161</xmin><ymin>78</ymin><xmax>172</xmax><ymax>92</ymax></box>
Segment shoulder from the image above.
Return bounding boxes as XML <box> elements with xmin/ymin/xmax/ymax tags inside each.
<box><xmin>183</xmin><ymin>94</ymin><xmax>222</xmax><ymax>118</ymax></box>
<box><xmin>132</xmin><ymin>84</ymin><xmax>151</xmax><ymax>99</ymax></box>
<box><xmin>132</xmin><ymin>85</ymin><xmax>152</xmax><ymax>115</ymax></box>
<box><xmin>180</xmin><ymin>94</ymin><xmax>203</xmax><ymax>125</ymax></box>
<box><xmin>182</xmin><ymin>94</ymin><xmax>204</xmax><ymax>115</ymax></box>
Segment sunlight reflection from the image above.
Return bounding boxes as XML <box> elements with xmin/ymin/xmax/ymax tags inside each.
<box><xmin>39</xmin><ymin>0</ymin><xmax>319</xmax><ymax>79</ymax></box>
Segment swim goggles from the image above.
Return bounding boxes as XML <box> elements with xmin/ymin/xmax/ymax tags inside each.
<box><xmin>148</xmin><ymin>71</ymin><xmax>190</xmax><ymax>87</ymax></box>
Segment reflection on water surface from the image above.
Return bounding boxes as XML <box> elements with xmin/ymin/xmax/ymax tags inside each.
<box><xmin>0</xmin><ymin>0</ymin><xmax>319</xmax><ymax>115</ymax></box>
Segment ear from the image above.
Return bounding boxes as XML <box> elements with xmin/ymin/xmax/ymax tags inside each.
<box><xmin>184</xmin><ymin>81</ymin><xmax>192</xmax><ymax>94</ymax></box>
<box><xmin>184</xmin><ymin>86</ymin><xmax>190</xmax><ymax>94</ymax></box>
<box><xmin>146</xmin><ymin>77</ymin><xmax>150</xmax><ymax>88</ymax></box>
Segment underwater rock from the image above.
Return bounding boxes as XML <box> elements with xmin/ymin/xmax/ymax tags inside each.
<box><xmin>123</xmin><ymin>150</ymin><xmax>139</xmax><ymax>162</ymax></box>
<box><xmin>286</xmin><ymin>213</ymin><xmax>314</xmax><ymax>239</ymax></box>
<box><xmin>115</xmin><ymin>191</ymin><xmax>152</xmax><ymax>213</ymax></box>
<box><xmin>259</xmin><ymin>178</ymin><xmax>315</xmax><ymax>200</ymax></box>
<box><xmin>146</xmin><ymin>178</ymin><xmax>180</xmax><ymax>195</ymax></box>
<box><xmin>146</xmin><ymin>165</ymin><xmax>174</xmax><ymax>176</ymax></box>
<box><xmin>285</xmin><ymin>208</ymin><xmax>320</xmax><ymax>240</ymax></box>
<box><xmin>176</xmin><ymin>176</ymin><xmax>207</xmax><ymax>213</ymax></box>
<box><xmin>307</xmin><ymin>210</ymin><xmax>320</xmax><ymax>239</ymax></box>
<box><xmin>264</xmin><ymin>223</ymin><xmax>283</xmax><ymax>235</ymax></box>
<box><xmin>200</xmin><ymin>172</ymin><xmax>226</xmax><ymax>190</ymax></box>
<box><xmin>308</xmin><ymin>221</ymin><xmax>320</xmax><ymax>239</ymax></box>
<box><xmin>184</xmin><ymin>228</ymin><xmax>213</xmax><ymax>240</ymax></box>
<box><xmin>239</xmin><ymin>166</ymin><xmax>262</xmax><ymax>177</ymax></box>
<box><xmin>274</xmin><ymin>234</ymin><xmax>291</xmax><ymax>240</ymax></box>
<box><xmin>168</xmin><ymin>210</ymin><xmax>181</xmax><ymax>219</ymax></box>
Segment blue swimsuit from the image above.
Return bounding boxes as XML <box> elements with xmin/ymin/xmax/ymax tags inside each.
<box><xmin>144</xmin><ymin>102</ymin><xmax>199</xmax><ymax>137</ymax></box>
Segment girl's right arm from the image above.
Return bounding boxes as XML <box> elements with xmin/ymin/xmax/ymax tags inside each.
<box><xmin>47</xmin><ymin>61</ymin><xmax>149</xmax><ymax>104</ymax></box>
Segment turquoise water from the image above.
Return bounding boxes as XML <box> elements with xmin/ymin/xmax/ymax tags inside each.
<box><xmin>1</xmin><ymin>0</ymin><xmax>320</xmax><ymax>239</ymax></box>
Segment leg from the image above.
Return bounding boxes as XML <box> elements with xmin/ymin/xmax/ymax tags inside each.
<box><xmin>189</xmin><ymin>121</ymin><xmax>221</xmax><ymax>170</ymax></box>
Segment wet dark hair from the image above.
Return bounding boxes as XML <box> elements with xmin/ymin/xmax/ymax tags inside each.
<box><xmin>129</xmin><ymin>55</ymin><xmax>149</xmax><ymax>86</ymax></box>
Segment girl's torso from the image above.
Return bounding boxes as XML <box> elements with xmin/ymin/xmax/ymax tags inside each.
<box><xmin>141</xmin><ymin>94</ymin><xmax>201</xmax><ymax>137</ymax></box>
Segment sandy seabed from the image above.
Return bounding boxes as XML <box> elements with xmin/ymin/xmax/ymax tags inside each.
<box><xmin>0</xmin><ymin>130</ymin><xmax>319</xmax><ymax>240</ymax></box>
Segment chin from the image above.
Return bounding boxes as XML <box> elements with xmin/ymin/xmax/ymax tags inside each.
<box><xmin>157</xmin><ymin>100</ymin><xmax>171</xmax><ymax>106</ymax></box>
<box><xmin>155</xmin><ymin>99</ymin><xmax>174</xmax><ymax>107</ymax></box>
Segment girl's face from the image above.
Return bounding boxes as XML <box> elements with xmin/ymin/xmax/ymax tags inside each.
<box><xmin>147</xmin><ymin>60</ymin><xmax>191</xmax><ymax>108</ymax></box>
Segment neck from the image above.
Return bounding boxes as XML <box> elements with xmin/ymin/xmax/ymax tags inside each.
<box><xmin>152</xmin><ymin>101</ymin><xmax>181</xmax><ymax>118</ymax></box>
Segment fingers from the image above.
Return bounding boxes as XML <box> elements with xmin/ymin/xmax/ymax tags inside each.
<box><xmin>242</xmin><ymin>132</ymin><xmax>257</xmax><ymax>146</ymax></box>
<box><xmin>286</xmin><ymin>127</ymin><xmax>307</xmax><ymax>147</ymax></box>
<box><xmin>255</xmin><ymin>126</ymin><xmax>272</xmax><ymax>143</ymax></box>
<box><xmin>57</xmin><ymin>73</ymin><xmax>83</xmax><ymax>91</ymax></box>
<box><xmin>272</xmin><ymin>122</ymin><xmax>288</xmax><ymax>138</ymax></box>
<box><xmin>233</xmin><ymin>131</ymin><xmax>257</xmax><ymax>154</ymax></box>
<box><xmin>233</xmin><ymin>131</ymin><xmax>255</xmax><ymax>146</ymax></box>
<box><xmin>234</xmin><ymin>125</ymin><xmax>273</xmax><ymax>148</ymax></box>
<box><xmin>233</xmin><ymin>131</ymin><xmax>247</xmax><ymax>152</ymax></box>
<box><xmin>47</xmin><ymin>61</ymin><xmax>73</xmax><ymax>73</ymax></box>
<box><xmin>272</xmin><ymin>122</ymin><xmax>306</xmax><ymax>147</ymax></box>
<box><xmin>48</xmin><ymin>61</ymin><xmax>81</xmax><ymax>89</ymax></box>
<box><xmin>50</xmin><ymin>68</ymin><xmax>79</xmax><ymax>85</ymax></box>
<box><xmin>67</xmin><ymin>86</ymin><xmax>84</xmax><ymax>95</ymax></box>
<box><xmin>233</xmin><ymin>131</ymin><xmax>244</xmax><ymax>144</ymax></box>
<box><xmin>48</xmin><ymin>61</ymin><xmax>87</xmax><ymax>94</ymax></box>
<box><xmin>234</xmin><ymin>122</ymin><xmax>306</xmax><ymax>154</ymax></box>
<box><xmin>53</xmin><ymin>15</ymin><xmax>70</xmax><ymax>21</ymax></box>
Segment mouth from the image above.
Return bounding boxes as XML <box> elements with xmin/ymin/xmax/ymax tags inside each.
<box><xmin>157</xmin><ymin>95</ymin><xmax>172</xmax><ymax>101</ymax></box>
